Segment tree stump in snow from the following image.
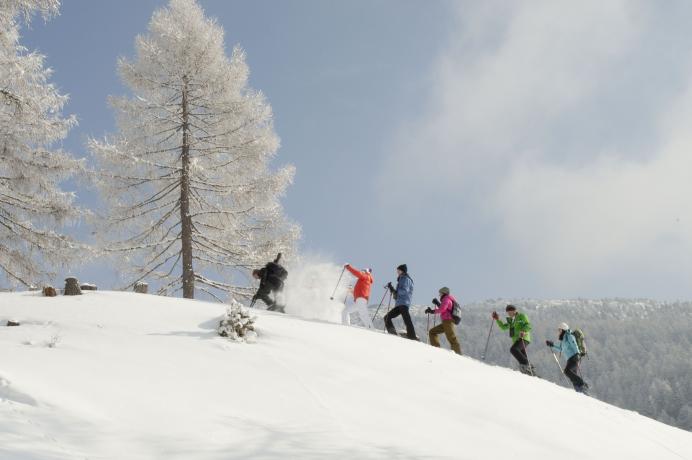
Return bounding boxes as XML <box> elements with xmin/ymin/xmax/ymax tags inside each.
<box><xmin>63</xmin><ymin>277</ymin><xmax>82</xmax><ymax>296</ymax></box>
<box><xmin>80</xmin><ymin>283</ymin><xmax>98</xmax><ymax>291</ymax></box>
<box><xmin>42</xmin><ymin>286</ymin><xmax>57</xmax><ymax>297</ymax></box>
<box><xmin>134</xmin><ymin>282</ymin><xmax>148</xmax><ymax>294</ymax></box>
<box><xmin>7</xmin><ymin>320</ymin><xmax>20</xmax><ymax>327</ymax></box>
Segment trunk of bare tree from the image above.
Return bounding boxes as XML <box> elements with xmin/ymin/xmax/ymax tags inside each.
<box><xmin>180</xmin><ymin>77</ymin><xmax>195</xmax><ymax>299</ymax></box>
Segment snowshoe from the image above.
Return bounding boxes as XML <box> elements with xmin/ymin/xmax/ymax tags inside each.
<box><xmin>519</xmin><ymin>364</ymin><xmax>539</xmax><ymax>377</ymax></box>
<box><xmin>398</xmin><ymin>331</ymin><xmax>420</xmax><ymax>341</ymax></box>
<box><xmin>267</xmin><ymin>304</ymin><xmax>286</xmax><ymax>314</ymax></box>
<box><xmin>576</xmin><ymin>383</ymin><xmax>590</xmax><ymax>396</ymax></box>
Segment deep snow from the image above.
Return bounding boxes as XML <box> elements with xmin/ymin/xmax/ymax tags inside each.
<box><xmin>0</xmin><ymin>291</ymin><xmax>690</xmax><ymax>459</ymax></box>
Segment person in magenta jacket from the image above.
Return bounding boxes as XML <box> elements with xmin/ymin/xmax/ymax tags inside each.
<box><xmin>342</xmin><ymin>264</ymin><xmax>374</xmax><ymax>328</ymax></box>
<box><xmin>424</xmin><ymin>287</ymin><xmax>461</xmax><ymax>355</ymax></box>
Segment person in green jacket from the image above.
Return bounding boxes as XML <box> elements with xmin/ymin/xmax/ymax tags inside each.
<box><xmin>491</xmin><ymin>304</ymin><xmax>536</xmax><ymax>376</ymax></box>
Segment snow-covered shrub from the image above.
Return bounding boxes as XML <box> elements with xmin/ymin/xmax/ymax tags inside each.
<box><xmin>217</xmin><ymin>299</ymin><xmax>257</xmax><ymax>343</ymax></box>
<box><xmin>46</xmin><ymin>333</ymin><xmax>61</xmax><ymax>348</ymax></box>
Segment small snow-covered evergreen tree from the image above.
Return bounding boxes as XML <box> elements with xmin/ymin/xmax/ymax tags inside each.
<box><xmin>0</xmin><ymin>0</ymin><xmax>83</xmax><ymax>287</ymax></box>
<box><xmin>90</xmin><ymin>0</ymin><xmax>299</xmax><ymax>300</ymax></box>
<box><xmin>218</xmin><ymin>299</ymin><xmax>257</xmax><ymax>343</ymax></box>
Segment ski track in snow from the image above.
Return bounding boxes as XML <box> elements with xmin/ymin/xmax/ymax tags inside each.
<box><xmin>265</xmin><ymin>347</ymin><xmax>349</xmax><ymax>437</ymax></box>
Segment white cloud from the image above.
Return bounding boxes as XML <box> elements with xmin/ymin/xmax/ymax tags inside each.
<box><xmin>381</xmin><ymin>0</ymin><xmax>692</xmax><ymax>293</ymax></box>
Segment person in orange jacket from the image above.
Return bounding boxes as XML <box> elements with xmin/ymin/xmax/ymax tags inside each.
<box><xmin>342</xmin><ymin>264</ymin><xmax>374</xmax><ymax>328</ymax></box>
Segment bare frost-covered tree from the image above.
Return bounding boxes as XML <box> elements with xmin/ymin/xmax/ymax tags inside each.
<box><xmin>90</xmin><ymin>0</ymin><xmax>299</xmax><ymax>300</ymax></box>
<box><xmin>0</xmin><ymin>0</ymin><xmax>83</xmax><ymax>287</ymax></box>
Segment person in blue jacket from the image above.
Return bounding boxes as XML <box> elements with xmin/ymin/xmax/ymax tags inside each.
<box><xmin>547</xmin><ymin>322</ymin><xmax>589</xmax><ymax>393</ymax></box>
<box><xmin>384</xmin><ymin>264</ymin><xmax>418</xmax><ymax>340</ymax></box>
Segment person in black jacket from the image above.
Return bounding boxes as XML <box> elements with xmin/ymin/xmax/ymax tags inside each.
<box><xmin>251</xmin><ymin>253</ymin><xmax>288</xmax><ymax>313</ymax></box>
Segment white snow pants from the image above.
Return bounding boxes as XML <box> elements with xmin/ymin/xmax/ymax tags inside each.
<box><xmin>342</xmin><ymin>297</ymin><xmax>373</xmax><ymax>328</ymax></box>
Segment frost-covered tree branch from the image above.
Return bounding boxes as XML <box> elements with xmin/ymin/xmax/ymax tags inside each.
<box><xmin>0</xmin><ymin>0</ymin><xmax>86</xmax><ymax>287</ymax></box>
<box><xmin>90</xmin><ymin>0</ymin><xmax>299</xmax><ymax>300</ymax></box>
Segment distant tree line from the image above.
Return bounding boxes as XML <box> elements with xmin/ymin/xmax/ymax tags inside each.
<box><xmin>373</xmin><ymin>298</ymin><xmax>692</xmax><ymax>432</ymax></box>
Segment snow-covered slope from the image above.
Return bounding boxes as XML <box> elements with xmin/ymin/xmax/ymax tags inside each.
<box><xmin>0</xmin><ymin>292</ymin><xmax>690</xmax><ymax>460</ymax></box>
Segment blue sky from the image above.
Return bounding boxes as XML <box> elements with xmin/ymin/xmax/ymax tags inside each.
<box><xmin>18</xmin><ymin>0</ymin><xmax>692</xmax><ymax>302</ymax></box>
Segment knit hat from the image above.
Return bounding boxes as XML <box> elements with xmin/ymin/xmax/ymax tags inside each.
<box><xmin>397</xmin><ymin>264</ymin><xmax>408</xmax><ymax>273</ymax></box>
<box><xmin>363</xmin><ymin>268</ymin><xmax>372</xmax><ymax>273</ymax></box>
<box><xmin>438</xmin><ymin>287</ymin><xmax>450</xmax><ymax>295</ymax></box>
<box><xmin>558</xmin><ymin>322</ymin><xmax>569</xmax><ymax>331</ymax></box>
<box><xmin>505</xmin><ymin>304</ymin><xmax>517</xmax><ymax>312</ymax></box>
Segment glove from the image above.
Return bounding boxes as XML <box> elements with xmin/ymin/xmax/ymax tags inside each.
<box><xmin>344</xmin><ymin>263</ymin><xmax>350</xmax><ymax>268</ymax></box>
<box><xmin>386</xmin><ymin>282</ymin><xmax>395</xmax><ymax>293</ymax></box>
<box><xmin>491</xmin><ymin>311</ymin><xmax>499</xmax><ymax>320</ymax></box>
<box><xmin>432</xmin><ymin>298</ymin><xmax>441</xmax><ymax>307</ymax></box>
<box><xmin>424</xmin><ymin>307</ymin><xmax>433</xmax><ymax>314</ymax></box>
<box><xmin>546</xmin><ymin>340</ymin><xmax>554</xmax><ymax>347</ymax></box>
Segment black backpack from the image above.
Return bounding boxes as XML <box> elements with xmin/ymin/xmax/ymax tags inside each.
<box><xmin>265</xmin><ymin>262</ymin><xmax>288</xmax><ymax>281</ymax></box>
<box><xmin>451</xmin><ymin>299</ymin><xmax>462</xmax><ymax>325</ymax></box>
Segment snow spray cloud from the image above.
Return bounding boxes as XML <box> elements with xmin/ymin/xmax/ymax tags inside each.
<box><xmin>282</xmin><ymin>256</ymin><xmax>351</xmax><ymax>323</ymax></box>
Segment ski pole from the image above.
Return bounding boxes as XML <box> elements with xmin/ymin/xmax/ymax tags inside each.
<box><xmin>551</xmin><ymin>351</ymin><xmax>568</xmax><ymax>384</ymax></box>
<box><xmin>426</xmin><ymin>311</ymin><xmax>430</xmax><ymax>343</ymax></box>
<box><xmin>383</xmin><ymin>290</ymin><xmax>393</xmax><ymax>332</ymax></box>
<box><xmin>371</xmin><ymin>287</ymin><xmax>389</xmax><ymax>323</ymax></box>
<box><xmin>343</xmin><ymin>285</ymin><xmax>352</xmax><ymax>304</ymax></box>
<box><xmin>330</xmin><ymin>266</ymin><xmax>346</xmax><ymax>300</ymax></box>
<box><xmin>482</xmin><ymin>318</ymin><xmax>495</xmax><ymax>361</ymax></box>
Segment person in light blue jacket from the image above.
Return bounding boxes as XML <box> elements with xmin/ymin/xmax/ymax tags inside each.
<box><xmin>546</xmin><ymin>323</ymin><xmax>589</xmax><ymax>394</ymax></box>
<box><xmin>384</xmin><ymin>264</ymin><xmax>418</xmax><ymax>340</ymax></box>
